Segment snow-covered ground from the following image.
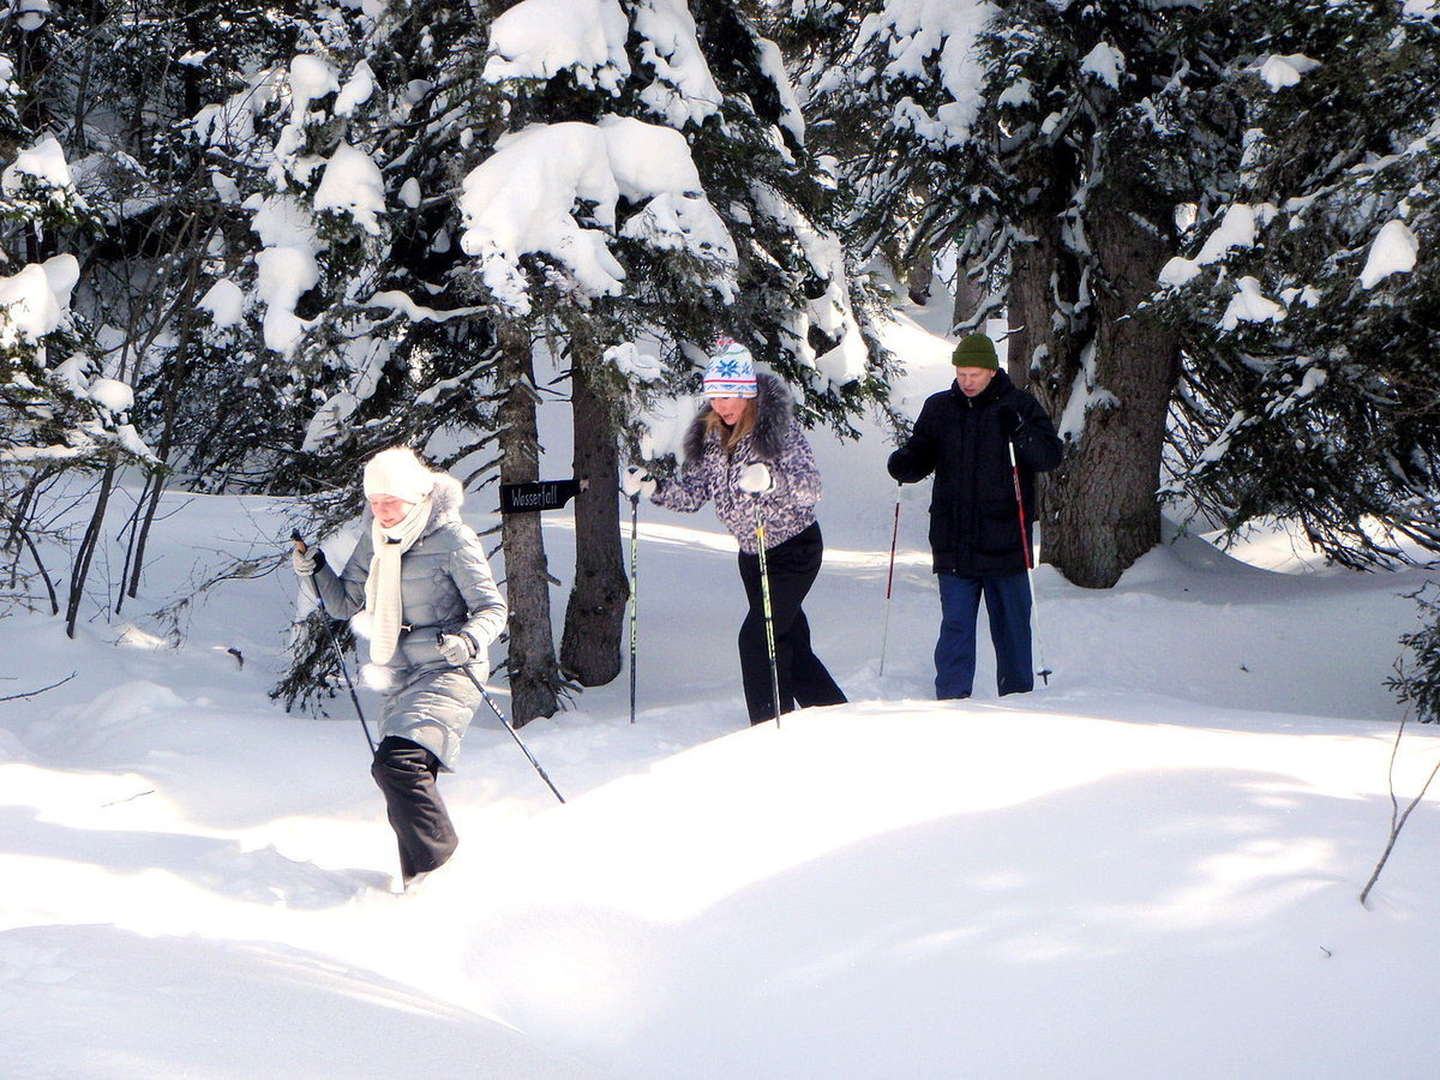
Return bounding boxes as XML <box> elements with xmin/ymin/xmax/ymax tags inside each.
<box><xmin>3</xmin><ymin>301</ymin><xmax>1438</xmax><ymax>1078</ymax></box>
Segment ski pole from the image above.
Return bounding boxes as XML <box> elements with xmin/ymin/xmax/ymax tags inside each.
<box><xmin>292</xmin><ymin>531</ymin><xmax>377</xmax><ymax>753</ymax></box>
<box><xmin>753</xmin><ymin>506</ymin><xmax>782</xmax><ymax>727</ymax></box>
<box><xmin>455</xmin><ymin>660</ymin><xmax>565</xmax><ymax>804</ymax></box>
<box><xmin>878</xmin><ymin>489</ymin><xmax>901</xmax><ymax>676</ymax></box>
<box><xmin>628</xmin><ymin>491</ymin><xmax>639</xmax><ymax>725</ymax></box>
<box><xmin>1006</xmin><ymin>444</ymin><xmax>1052</xmax><ymax>685</ymax></box>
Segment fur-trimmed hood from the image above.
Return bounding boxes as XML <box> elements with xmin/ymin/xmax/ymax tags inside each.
<box><xmin>683</xmin><ymin>372</ymin><xmax>794</xmax><ymax>463</ymax></box>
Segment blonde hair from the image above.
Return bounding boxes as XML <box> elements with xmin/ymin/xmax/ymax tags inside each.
<box><xmin>704</xmin><ymin>398</ymin><xmax>758</xmax><ymax>455</ymax></box>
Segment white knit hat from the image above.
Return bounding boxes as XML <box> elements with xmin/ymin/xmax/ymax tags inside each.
<box><xmin>702</xmin><ymin>338</ymin><xmax>758</xmax><ymax>398</ymax></box>
<box><xmin>363</xmin><ymin>447</ymin><xmax>435</xmax><ymax>504</ymax></box>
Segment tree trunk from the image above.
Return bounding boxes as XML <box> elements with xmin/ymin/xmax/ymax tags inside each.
<box><xmin>906</xmin><ymin>240</ymin><xmax>934</xmax><ymax>306</ymax></box>
<box><xmin>559</xmin><ymin>350</ymin><xmax>627</xmax><ymax>685</ymax></box>
<box><xmin>497</xmin><ymin>323</ymin><xmax>560</xmax><ymax>725</ymax></box>
<box><xmin>1039</xmin><ymin>193</ymin><xmax>1180</xmax><ymax>588</ymax></box>
<box><xmin>65</xmin><ymin>459</ymin><xmax>117</xmax><ymax>638</ymax></box>
<box><xmin>951</xmin><ymin>256</ymin><xmax>984</xmax><ymax>336</ymax></box>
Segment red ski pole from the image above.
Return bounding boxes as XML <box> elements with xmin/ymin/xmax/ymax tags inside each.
<box><xmin>1008</xmin><ymin>443</ymin><xmax>1052</xmax><ymax>684</ymax></box>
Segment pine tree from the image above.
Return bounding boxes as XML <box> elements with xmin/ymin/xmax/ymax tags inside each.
<box><xmin>799</xmin><ymin>0</ymin><xmax>1242</xmax><ymax>587</ymax></box>
<box><xmin>1151</xmin><ymin>1</ymin><xmax>1440</xmax><ymax>711</ymax></box>
<box><xmin>466</xmin><ymin>0</ymin><xmax>889</xmax><ymax>699</ymax></box>
<box><xmin>1</xmin><ymin>12</ymin><xmax>159</xmax><ymax>628</ymax></box>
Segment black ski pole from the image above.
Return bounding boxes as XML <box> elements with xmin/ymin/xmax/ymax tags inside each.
<box><xmin>879</xmin><ymin>489</ymin><xmax>900</xmax><ymax>676</ymax></box>
<box><xmin>628</xmin><ymin>491</ymin><xmax>640</xmax><ymax>725</ymax></box>
<box><xmin>454</xmin><ymin>659</ymin><xmax>565</xmax><ymax>804</ymax></box>
<box><xmin>753</xmin><ymin>506</ymin><xmax>782</xmax><ymax>727</ymax></box>
<box><xmin>292</xmin><ymin>531</ymin><xmax>376</xmax><ymax>753</ymax></box>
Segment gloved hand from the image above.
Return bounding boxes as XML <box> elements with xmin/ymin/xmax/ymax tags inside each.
<box><xmin>995</xmin><ymin>402</ymin><xmax>1024</xmax><ymax>436</ymax></box>
<box><xmin>291</xmin><ymin>543</ymin><xmax>319</xmax><ymax>576</ymax></box>
<box><xmin>438</xmin><ymin>633</ymin><xmax>476</xmax><ymax>666</ymax></box>
<box><xmin>621</xmin><ymin>466</ymin><xmax>657</xmax><ymax>498</ymax></box>
<box><xmin>737</xmin><ymin>462</ymin><xmax>773</xmax><ymax>494</ymax></box>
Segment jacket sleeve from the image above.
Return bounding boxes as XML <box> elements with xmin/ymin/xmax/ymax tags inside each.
<box><xmin>310</xmin><ymin>532</ymin><xmax>370</xmax><ymax>618</ymax></box>
<box><xmin>747</xmin><ymin>425</ymin><xmax>821</xmax><ymax>509</ymax></box>
<box><xmin>448</xmin><ymin>526</ymin><xmax>508</xmax><ymax>648</ymax></box>
<box><xmin>651</xmin><ymin>453</ymin><xmax>710</xmax><ymax>513</ymax></box>
<box><xmin>1009</xmin><ymin>388</ymin><xmax>1063</xmax><ymax>473</ymax></box>
<box><xmin>887</xmin><ymin>400</ymin><xmax>941</xmax><ymax>484</ymax></box>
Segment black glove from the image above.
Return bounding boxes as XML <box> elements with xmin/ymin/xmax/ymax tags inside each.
<box><xmin>995</xmin><ymin>402</ymin><xmax>1023</xmax><ymax>437</ymax></box>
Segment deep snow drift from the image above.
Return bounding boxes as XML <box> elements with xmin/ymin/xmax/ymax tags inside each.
<box><xmin>3</xmin><ymin>302</ymin><xmax>1438</xmax><ymax>1078</ymax></box>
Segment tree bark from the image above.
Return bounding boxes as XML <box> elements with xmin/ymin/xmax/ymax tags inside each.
<box><xmin>497</xmin><ymin>323</ymin><xmax>561</xmax><ymax>725</ymax></box>
<box><xmin>559</xmin><ymin>350</ymin><xmax>627</xmax><ymax>685</ymax></box>
<box><xmin>1039</xmin><ymin>190</ymin><xmax>1180</xmax><ymax>588</ymax></box>
<box><xmin>906</xmin><ymin>240</ymin><xmax>934</xmax><ymax>306</ymax></box>
<box><xmin>951</xmin><ymin>257</ymin><xmax>984</xmax><ymax>336</ymax></box>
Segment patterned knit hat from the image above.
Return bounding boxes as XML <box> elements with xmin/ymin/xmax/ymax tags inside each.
<box><xmin>702</xmin><ymin>338</ymin><xmax>758</xmax><ymax>398</ymax></box>
<box><xmin>363</xmin><ymin>447</ymin><xmax>436</xmax><ymax>504</ymax></box>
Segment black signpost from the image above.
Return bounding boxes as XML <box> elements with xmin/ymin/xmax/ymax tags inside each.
<box><xmin>498</xmin><ymin>478</ymin><xmax>586</xmax><ymax>514</ymax></box>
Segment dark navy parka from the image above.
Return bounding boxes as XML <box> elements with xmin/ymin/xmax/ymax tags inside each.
<box><xmin>887</xmin><ymin>370</ymin><xmax>1062</xmax><ymax>576</ymax></box>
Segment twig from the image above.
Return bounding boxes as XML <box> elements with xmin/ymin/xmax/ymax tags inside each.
<box><xmin>0</xmin><ymin>672</ymin><xmax>77</xmax><ymax>702</ymax></box>
<box><xmin>1360</xmin><ymin>702</ymin><xmax>1440</xmax><ymax>907</ymax></box>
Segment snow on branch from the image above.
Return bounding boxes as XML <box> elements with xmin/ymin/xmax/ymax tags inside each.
<box><xmin>484</xmin><ymin>0</ymin><xmax>632</xmax><ymax>94</ymax></box>
<box><xmin>1359</xmin><ymin>220</ymin><xmax>1419</xmax><ymax>290</ymax></box>
<box><xmin>859</xmin><ymin>0</ymin><xmax>994</xmax><ymax>149</ymax></box>
<box><xmin>458</xmin><ymin>117</ymin><xmax>736</xmax><ymax>314</ymax></box>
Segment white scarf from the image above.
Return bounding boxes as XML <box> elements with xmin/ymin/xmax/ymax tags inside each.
<box><xmin>363</xmin><ymin>495</ymin><xmax>432</xmax><ymax>665</ymax></box>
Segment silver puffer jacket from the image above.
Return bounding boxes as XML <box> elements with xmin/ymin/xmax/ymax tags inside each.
<box><xmin>310</xmin><ymin>472</ymin><xmax>507</xmax><ymax>768</ymax></box>
<box><xmin>652</xmin><ymin>373</ymin><xmax>822</xmax><ymax>553</ymax></box>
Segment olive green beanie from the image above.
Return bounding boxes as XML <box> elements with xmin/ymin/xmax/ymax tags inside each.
<box><xmin>951</xmin><ymin>333</ymin><xmax>998</xmax><ymax>370</ymax></box>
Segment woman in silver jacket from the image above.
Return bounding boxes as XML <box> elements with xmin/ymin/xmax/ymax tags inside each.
<box><xmin>293</xmin><ymin>447</ymin><xmax>506</xmax><ymax>888</ymax></box>
<box><xmin>638</xmin><ymin>339</ymin><xmax>846</xmax><ymax>725</ymax></box>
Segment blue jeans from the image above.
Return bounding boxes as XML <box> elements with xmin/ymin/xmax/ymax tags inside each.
<box><xmin>934</xmin><ymin>571</ymin><xmax>1034</xmax><ymax>699</ymax></box>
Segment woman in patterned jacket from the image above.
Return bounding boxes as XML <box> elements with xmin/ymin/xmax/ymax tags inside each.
<box><xmin>639</xmin><ymin>339</ymin><xmax>846</xmax><ymax>725</ymax></box>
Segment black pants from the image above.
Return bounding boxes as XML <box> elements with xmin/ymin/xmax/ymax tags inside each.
<box><xmin>737</xmin><ymin>521</ymin><xmax>846</xmax><ymax>724</ymax></box>
<box><xmin>371</xmin><ymin>736</ymin><xmax>458</xmax><ymax>881</ymax></box>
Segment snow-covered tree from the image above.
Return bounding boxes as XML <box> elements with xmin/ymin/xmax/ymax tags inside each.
<box><xmin>1151</xmin><ymin>1</ymin><xmax>1440</xmax><ymax>713</ymax></box>
<box><xmin>799</xmin><ymin>0</ymin><xmax>1243</xmax><ymax>588</ymax></box>
<box><xmin>469</xmin><ymin>0</ymin><xmax>887</xmax><ymax>701</ymax></box>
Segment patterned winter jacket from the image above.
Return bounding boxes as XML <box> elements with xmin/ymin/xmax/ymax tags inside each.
<box><xmin>652</xmin><ymin>372</ymin><xmax>822</xmax><ymax>554</ymax></box>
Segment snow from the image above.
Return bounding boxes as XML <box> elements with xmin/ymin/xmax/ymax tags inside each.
<box><xmin>4</xmin><ymin>299</ymin><xmax>1440</xmax><ymax>1078</ymax></box>
<box><xmin>632</xmin><ymin>0</ymin><xmax>723</xmax><ymax>127</ymax></box>
<box><xmin>861</xmin><ymin>0</ymin><xmax>994</xmax><ymax>147</ymax></box>
<box><xmin>255</xmin><ymin>247</ymin><xmax>320</xmax><ymax>355</ymax></box>
<box><xmin>1</xmin><ymin>133</ymin><xmax>73</xmax><ymax>194</ymax></box>
<box><xmin>0</xmin><ymin>260</ymin><xmax>71</xmax><ymax>344</ymax></box>
<box><xmin>364</xmin><ymin>291</ymin><xmax>482</xmax><ymax>323</ymax></box>
<box><xmin>1080</xmin><ymin>42</ymin><xmax>1125</xmax><ymax>89</ymax></box>
<box><xmin>458</xmin><ymin>117</ymin><xmax>736</xmax><ymax>314</ymax></box>
<box><xmin>313</xmin><ymin>143</ymin><xmax>386</xmax><ymax>235</ymax></box>
<box><xmin>607</xmin><ymin>340</ymin><xmax>665</xmax><ymax>382</ymax></box>
<box><xmin>1257</xmin><ymin>53</ymin><xmax>1321</xmax><ymax>91</ymax></box>
<box><xmin>483</xmin><ymin>0</ymin><xmax>631</xmax><ymax>94</ymax></box>
<box><xmin>198</xmin><ymin>278</ymin><xmax>246</xmax><ymax>328</ymax></box>
<box><xmin>88</xmin><ymin>378</ymin><xmax>134</xmax><ymax>413</ymax></box>
<box><xmin>288</xmin><ymin>54</ymin><xmax>340</xmax><ymax>123</ymax></box>
<box><xmin>1220</xmin><ymin>275</ymin><xmax>1285</xmax><ymax>330</ymax></box>
<box><xmin>335</xmin><ymin>60</ymin><xmax>375</xmax><ymax>117</ymax></box>
<box><xmin>1359</xmin><ymin>219</ymin><xmax>1419</xmax><ymax>289</ymax></box>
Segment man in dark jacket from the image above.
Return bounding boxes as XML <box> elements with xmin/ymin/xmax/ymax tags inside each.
<box><xmin>887</xmin><ymin>333</ymin><xmax>1063</xmax><ymax>699</ymax></box>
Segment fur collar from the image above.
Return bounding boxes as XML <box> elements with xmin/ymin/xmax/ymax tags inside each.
<box><xmin>683</xmin><ymin>372</ymin><xmax>794</xmax><ymax>462</ymax></box>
